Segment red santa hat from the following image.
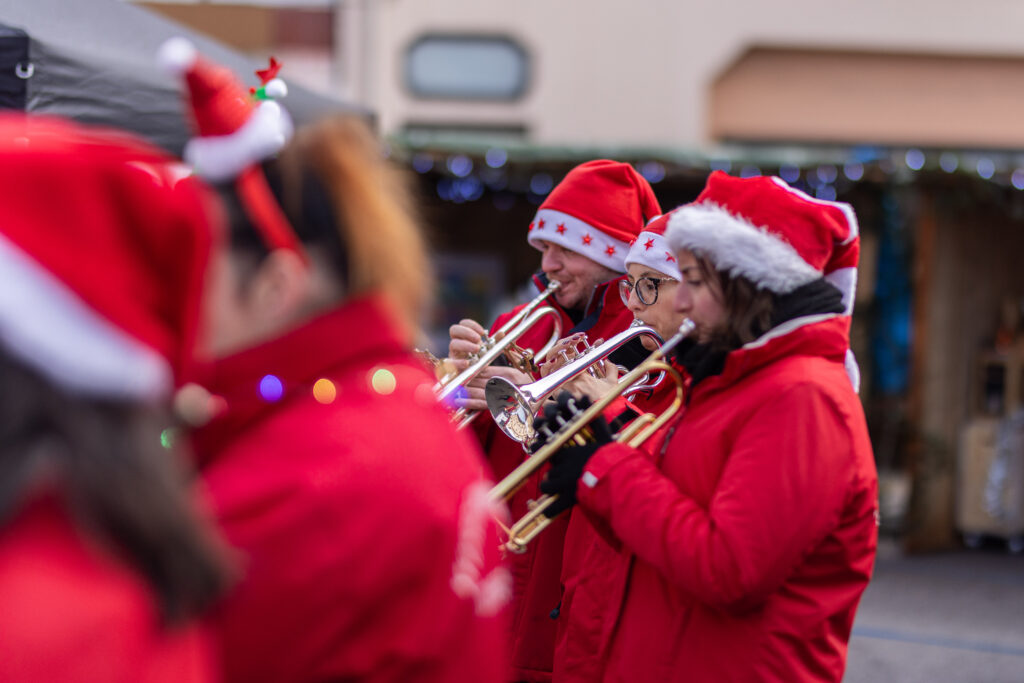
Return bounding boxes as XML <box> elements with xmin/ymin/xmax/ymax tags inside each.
<box><xmin>159</xmin><ymin>37</ymin><xmax>303</xmax><ymax>259</ymax></box>
<box><xmin>0</xmin><ymin>114</ymin><xmax>219</xmax><ymax>399</ymax></box>
<box><xmin>624</xmin><ymin>211</ymin><xmax>682</xmax><ymax>280</ymax></box>
<box><xmin>528</xmin><ymin>160</ymin><xmax>661</xmax><ymax>272</ymax></box>
<box><xmin>665</xmin><ymin>171</ymin><xmax>861</xmax><ymax>390</ymax></box>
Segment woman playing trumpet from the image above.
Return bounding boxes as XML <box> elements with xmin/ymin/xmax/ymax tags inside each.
<box><xmin>533</xmin><ymin>173</ymin><xmax>878</xmax><ymax>682</ymax></box>
<box><xmin>530</xmin><ymin>212</ymin><xmax>687</xmax><ymax>683</ymax></box>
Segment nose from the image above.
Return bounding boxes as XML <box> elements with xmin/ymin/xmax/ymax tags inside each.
<box><xmin>540</xmin><ymin>244</ymin><xmax>562</xmax><ymax>275</ymax></box>
<box><xmin>626</xmin><ymin>286</ymin><xmax>644</xmax><ymax>315</ymax></box>
<box><xmin>673</xmin><ymin>280</ymin><xmax>689</xmax><ymax>313</ymax></box>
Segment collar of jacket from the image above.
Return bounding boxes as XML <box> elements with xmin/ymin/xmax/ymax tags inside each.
<box><xmin>532</xmin><ymin>270</ymin><xmax>628</xmax><ymax>329</ymax></box>
<box><xmin>689</xmin><ymin>313</ymin><xmax>850</xmax><ymax>401</ymax></box>
<box><xmin>190</xmin><ymin>294</ymin><xmax>407</xmax><ymax>465</ymax></box>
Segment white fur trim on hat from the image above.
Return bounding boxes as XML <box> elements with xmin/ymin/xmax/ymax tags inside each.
<box><xmin>527</xmin><ymin>208</ymin><xmax>631</xmax><ymax>272</ymax></box>
<box><xmin>184</xmin><ymin>100</ymin><xmax>293</xmax><ymax>182</ymax></box>
<box><xmin>624</xmin><ymin>229</ymin><xmax>682</xmax><ymax>280</ymax></box>
<box><xmin>0</xmin><ymin>234</ymin><xmax>171</xmax><ymax>399</ymax></box>
<box><xmin>665</xmin><ymin>203</ymin><xmax>821</xmax><ymax>293</ymax></box>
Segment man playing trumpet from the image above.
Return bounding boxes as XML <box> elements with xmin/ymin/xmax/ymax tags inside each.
<box><xmin>446</xmin><ymin>160</ymin><xmax>660</xmax><ymax>683</ymax></box>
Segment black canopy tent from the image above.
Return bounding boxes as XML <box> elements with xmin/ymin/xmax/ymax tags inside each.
<box><xmin>0</xmin><ymin>0</ymin><xmax>362</xmax><ymax>155</ymax></box>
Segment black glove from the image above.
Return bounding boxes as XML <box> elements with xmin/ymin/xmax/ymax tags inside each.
<box><xmin>533</xmin><ymin>391</ymin><xmax>614</xmax><ymax>518</ymax></box>
<box><xmin>530</xmin><ymin>391</ymin><xmax>591</xmax><ymax>453</ymax></box>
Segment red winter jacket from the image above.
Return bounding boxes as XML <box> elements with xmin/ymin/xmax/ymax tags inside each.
<box><xmin>193</xmin><ymin>295</ymin><xmax>510</xmax><ymax>683</ymax></box>
<box><xmin>553</xmin><ymin>374</ymin><xmax>681</xmax><ymax>683</ymax></box>
<box><xmin>472</xmin><ymin>274</ymin><xmax>634</xmax><ymax>683</ymax></box>
<box><xmin>0</xmin><ymin>496</ymin><xmax>216</xmax><ymax>683</ymax></box>
<box><xmin>577</xmin><ymin>315</ymin><xmax>878</xmax><ymax>682</ymax></box>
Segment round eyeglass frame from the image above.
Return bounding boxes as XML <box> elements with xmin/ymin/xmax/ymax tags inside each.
<box><xmin>618</xmin><ymin>276</ymin><xmax>676</xmax><ymax>306</ymax></box>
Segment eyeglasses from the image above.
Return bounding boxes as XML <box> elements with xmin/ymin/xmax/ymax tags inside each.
<box><xmin>618</xmin><ymin>276</ymin><xmax>676</xmax><ymax>306</ymax></box>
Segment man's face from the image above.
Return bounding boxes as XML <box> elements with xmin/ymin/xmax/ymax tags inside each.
<box><xmin>538</xmin><ymin>241</ymin><xmax>618</xmax><ymax>310</ymax></box>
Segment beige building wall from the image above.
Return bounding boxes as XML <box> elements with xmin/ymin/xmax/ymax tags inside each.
<box><xmin>366</xmin><ymin>0</ymin><xmax>1024</xmax><ymax>148</ymax></box>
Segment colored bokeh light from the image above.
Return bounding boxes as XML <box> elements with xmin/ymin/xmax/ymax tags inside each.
<box><xmin>313</xmin><ymin>378</ymin><xmax>337</xmax><ymax>404</ymax></box>
<box><xmin>259</xmin><ymin>374</ymin><xmax>284</xmax><ymax>402</ymax></box>
<box><xmin>370</xmin><ymin>368</ymin><xmax>397</xmax><ymax>395</ymax></box>
<box><xmin>160</xmin><ymin>427</ymin><xmax>177</xmax><ymax>450</ymax></box>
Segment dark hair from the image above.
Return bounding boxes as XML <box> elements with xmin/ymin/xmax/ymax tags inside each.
<box><xmin>219</xmin><ymin>116</ymin><xmax>432</xmax><ymax>338</ymax></box>
<box><xmin>0</xmin><ymin>347</ymin><xmax>230</xmax><ymax>625</ymax></box>
<box><xmin>695</xmin><ymin>254</ymin><xmax>775</xmax><ymax>351</ymax></box>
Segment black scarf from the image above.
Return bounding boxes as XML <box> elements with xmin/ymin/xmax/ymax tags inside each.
<box><xmin>673</xmin><ymin>278</ymin><xmax>845</xmax><ymax>389</ymax></box>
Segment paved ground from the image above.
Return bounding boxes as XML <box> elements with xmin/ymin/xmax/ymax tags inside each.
<box><xmin>844</xmin><ymin>537</ymin><xmax>1024</xmax><ymax>682</ymax></box>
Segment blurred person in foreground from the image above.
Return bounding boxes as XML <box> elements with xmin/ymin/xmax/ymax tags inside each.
<box><xmin>160</xmin><ymin>39</ymin><xmax>510</xmax><ymax>682</ymax></box>
<box><xmin>534</xmin><ymin>172</ymin><xmax>878</xmax><ymax>682</ymax></box>
<box><xmin>447</xmin><ymin>161</ymin><xmax>660</xmax><ymax>682</ymax></box>
<box><xmin>0</xmin><ymin>113</ymin><xmax>229</xmax><ymax>682</ymax></box>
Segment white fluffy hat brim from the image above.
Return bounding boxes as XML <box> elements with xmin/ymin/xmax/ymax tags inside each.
<box><xmin>664</xmin><ymin>202</ymin><xmax>821</xmax><ymax>293</ymax></box>
<box><xmin>183</xmin><ymin>100</ymin><xmax>293</xmax><ymax>183</ymax></box>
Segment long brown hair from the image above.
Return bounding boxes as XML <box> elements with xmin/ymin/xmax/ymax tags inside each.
<box><xmin>272</xmin><ymin>116</ymin><xmax>431</xmax><ymax>340</ymax></box>
<box><xmin>695</xmin><ymin>254</ymin><xmax>775</xmax><ymax>352</ymax></box>
<box><xmin>0</xmin><ymin>348</ymin><xmax>230</xmax><ymax>625</ymax></box>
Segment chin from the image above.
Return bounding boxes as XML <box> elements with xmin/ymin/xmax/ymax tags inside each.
<box><xmin>555</xmin><ymin>290</ymin><xmax>579</xmax><ymax>309</ymax></box>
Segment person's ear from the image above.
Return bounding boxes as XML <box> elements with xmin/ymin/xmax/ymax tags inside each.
<box><xmin>247</xmin><ymin>248</ymin><xmax>310</xmax><ymax>320</ymax></box>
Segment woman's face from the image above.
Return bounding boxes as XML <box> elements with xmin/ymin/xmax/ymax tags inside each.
<box><xmin>623</xmin><ymin>264</ymin><xmax>681</xmax><ymax>350</ymax></box>
<box><xmin>673</xmin><ymin>250</ymin><xmax>727</xmax><ymax>344</ymax></box>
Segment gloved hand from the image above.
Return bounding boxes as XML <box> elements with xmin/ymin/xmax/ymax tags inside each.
<box><xmin>530</xmin><ymin>390</ymin><xmax>592</xmax><ymax>453</ymax></box>
<box><xmin>532</xmin><ymin>391</ymin><xmax>614</xmax><ymax>518</ymax></box>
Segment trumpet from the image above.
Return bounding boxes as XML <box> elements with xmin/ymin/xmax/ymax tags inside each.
<box><xmin>484</xmin><ymin>320</ymin><xmax>664</xmax><ymax>445</ymax></box>
<box><xmin>488</xmin><ymin>319</ymin><xmax>696</xmax><ymax>554</ymax></box>
<box><xmin>432</xmin><ymin>281</ymin><xmax>563</xmax><ymax>429</ymax></box>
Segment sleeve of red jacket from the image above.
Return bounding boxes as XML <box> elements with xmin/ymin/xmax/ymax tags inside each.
<box><xmin>576</xmin><ymin>381</ymin><xmax>856</xmax><ymax>614</ymax></box>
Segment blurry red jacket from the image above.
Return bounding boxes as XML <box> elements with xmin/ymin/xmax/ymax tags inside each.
<box><xmin>193</xmin><ymin>295</ymin><xmax>510</xmax><ymax>683</ymax></box>
<box><xmin>0</xmin><ymin>496</ymin><xmax>217</xmax><ymax>683</ymax></box>
<box><xmin>472</xmin><ymin>274</ymin><xmax>633</xmax><ymax>683</ymax></box>
<box><xmin>577</xmin><ymin>315</ymin><xmax>878</xmax><ymax>682</ymax></box>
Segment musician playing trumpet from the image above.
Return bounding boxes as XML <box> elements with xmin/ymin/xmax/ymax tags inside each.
<box><xmin>532</xmin><ymin>173</ymin><xmax>878</xmax><ymax>683</ymax></box>
<box><xmin>526</xmin><ymin>211</ymin><xmax>688</xmax><ymax>683</ymax></box>
<box><xmin>447</xmin><ymin>160</ymin><xmax>661</xmax><ymax>683</ymax></box>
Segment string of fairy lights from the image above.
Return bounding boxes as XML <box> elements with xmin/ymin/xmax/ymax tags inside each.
<box><xmin>391</xmin><ymin>138</ymin><xmax>1024</xmax><ymax>207</ymax></box>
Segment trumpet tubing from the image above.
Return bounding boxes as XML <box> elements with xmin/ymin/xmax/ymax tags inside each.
<box><xmin>484</xmin><ymin>320</ymin><xmax>663</xmax><ymax>445</ymax></box>
<box><xmin>433</xmin><ymin>281</ymin><xmax>562</xmax><ymax>429</ymax></box>
<box><xmin>489</xmin><ymin>319</ymin><xmax>696</xmax><ymax>554</ymax></box>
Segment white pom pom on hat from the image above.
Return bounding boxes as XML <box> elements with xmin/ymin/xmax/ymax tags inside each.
<box><xmin>157</xmin><ymin>37</ymin><xmax>197</xmax><ymax>75</ymax></box>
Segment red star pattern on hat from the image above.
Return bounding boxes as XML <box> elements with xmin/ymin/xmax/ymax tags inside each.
<box><xmin>582</xmin><ymin>234</ymin><xmax>593</xmax><ymax>245</ymax></box>
<box><xmin>528</xmin><ymin>222</ymin><xmax>535</xmax><ymax>231</ymax></box>
<box><xmin>644</xmin><ymin>238</ymin><xmax>655</xmax><ymax>250</ymax></box>
<box><xmin>665</xmin><ymin>251</ymin><xmax>676</xmax><ymax>263</ymax></box>
<box><xmin>537</xmin><ymin>219</ymin><xmax>546</xmax><ymax>230</ymax></box>
<box><xmin>605</xmin><ymin>245</ymin><xmax>616</xmax><ymax>256</ymax></box>
<box><xmin>557</xmin><ymin>223</ymin><xmax>567</xmax><ymax>234</ymax></box>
